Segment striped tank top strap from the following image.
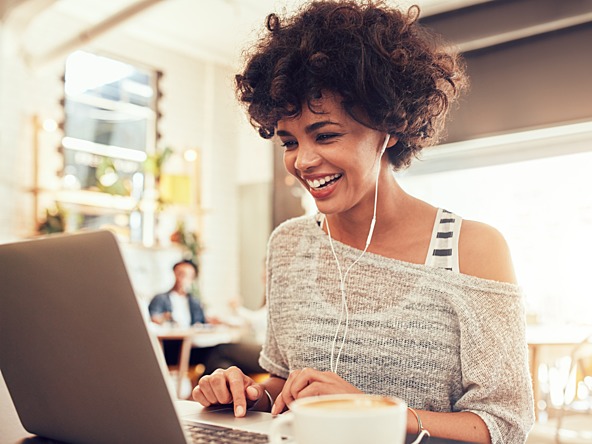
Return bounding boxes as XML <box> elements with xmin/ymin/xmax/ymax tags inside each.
<box><xmin>424</xmin><ymin>208</ymin><xmax>462</xmax><ymax>272</ymax></box>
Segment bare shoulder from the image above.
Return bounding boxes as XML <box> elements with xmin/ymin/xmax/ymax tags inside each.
<box><xmin>458</xmin><ymin>219</ymin><xmax>517</xmax><ymax>284</ymax></box>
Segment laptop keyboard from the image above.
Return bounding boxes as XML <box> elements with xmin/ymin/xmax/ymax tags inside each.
<box><xmin>186</xmin><ymin>422</ymin><xmax>275</xmax><ymax>443</ymax></box>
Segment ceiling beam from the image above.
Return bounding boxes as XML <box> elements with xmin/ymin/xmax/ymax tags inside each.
<box><xmin>457</xmin><ymin>12</ymin><xmax>592</xmax><ymax>53</ymax></box>
<box><xmin>24</xmin><ymin>0</ymin><xmax>166</xmax><ymax>70</ymax></box>
<box><xmin>421</xmin><ymin>0</ymin><xmax>592</xmax><ymax>53</ymax></box>
<box><xmin>1</xmin><ymin>0</ymin><xmax>57</xmax><ymax>27</ymax></box>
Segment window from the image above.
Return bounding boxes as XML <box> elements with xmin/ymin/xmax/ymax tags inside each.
<box><xmin>398</xmin><ymin>124</ymin><xmax>592</xmax><ymax>325</ymax></box>
<box><xmin>59</xmin><ymin>50</ymin><xmax>161</xmax><ymax>241</ymax></box>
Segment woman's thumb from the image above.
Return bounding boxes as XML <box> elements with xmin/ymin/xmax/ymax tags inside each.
<box><xmin>245</xmin><ymin>384</ymin><xmax>261</xmax><ymax>401</ymax></box>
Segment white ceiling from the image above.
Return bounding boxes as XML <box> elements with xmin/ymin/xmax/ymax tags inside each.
<box><xmin>12</xmin><ymin>0</ymin><xmax>489</xmax><ymax>68</ymax></box>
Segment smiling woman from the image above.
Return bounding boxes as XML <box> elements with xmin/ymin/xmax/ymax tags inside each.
<box><xmin>192</xmin><ymin>2</ymin><xmax>535</xmax><ymax>443</ymax></box>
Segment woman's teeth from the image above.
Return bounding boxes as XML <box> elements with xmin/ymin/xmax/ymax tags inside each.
<box><xmin>306</xmin><ymin>174</ymin><xmax>342</xmax><ymax>190</ymax></box>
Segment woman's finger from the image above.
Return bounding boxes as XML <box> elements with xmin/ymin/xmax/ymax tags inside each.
<box><xmin>193</xmin><ymin>375</ymin><xmax>220</xmax><ymax>405</ymax></box>
<box><xmin>209</xmin><ymin>373</ymin><xmax>234</xmax><ymax>405</ymax></box>
<box><xmin>191</xmin><ymin>385</ymin><xmax>211</xmax><ymax>406</ymax></box>
<box><xmin>271</xmin><ymin>391</ymin><xmax>287</xmax><ymax>416</ymax></box>
<box><xmin>226</xmin><ymin>368</ymin><xmax>250</xmax><ymax>417</ymax></box>
<box><xmin>271</xmin><ymin>369</ymin><xmax>300</xmax><ymax>415</ymax></box>
<box><xmin>288</xmin><ymin>367</ymin><xmax>324</xmax><ymax>400</ymax></box>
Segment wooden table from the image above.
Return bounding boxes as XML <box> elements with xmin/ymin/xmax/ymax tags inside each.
<box><xmin>154</xmin><ymin>325</ymin><xmax>244</xmax><ymax>398</ymax></box>
<box><xmin>526</xmin><ymin>324</ymin><xmax>592</xmax><ymax>420</ymax></box>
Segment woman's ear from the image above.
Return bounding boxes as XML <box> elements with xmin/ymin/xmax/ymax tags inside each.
<box><xmin>386</xmin><ymin>134</ymin><xmax>399</xmax><ymax>149</ymax></box>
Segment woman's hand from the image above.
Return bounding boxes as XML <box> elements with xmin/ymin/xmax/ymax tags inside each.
<box><xmin>271</xmin><ymin>368</ymin><xmax>362</xmax><ymax>415</ymax></box>
<box><xmin>192</xmin><ymin>366</ymin><xmax>266</xmax><ymax>417</ymax></box>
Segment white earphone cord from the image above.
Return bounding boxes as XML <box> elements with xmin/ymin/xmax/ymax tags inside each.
<box><xmin>327</xmin><ymin>134</ymin><xmax>390</xmax><ymax>374</ymax></box>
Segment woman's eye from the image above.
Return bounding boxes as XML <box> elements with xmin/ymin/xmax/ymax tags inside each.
<box><xmin>281</xmin><ymin>140</ymin><xmax>298</xmax><ymax>150</ymax></box>
<box><xmin>317</xmin><ymin>133</ymin><xmax>339</xmax><ymax>142</ymax></box>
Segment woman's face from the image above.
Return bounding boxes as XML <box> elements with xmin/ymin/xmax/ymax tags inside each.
<box><xmin>277</xmin><ymin>93</ymin><xmax>388</xmax><ymax>218</ymax></box>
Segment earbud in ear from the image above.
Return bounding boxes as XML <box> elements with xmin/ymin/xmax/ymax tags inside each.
<box><xmin>380</xmin><ymin>134</ymin><xmax>391</xmax><ymax>156</ymax></box>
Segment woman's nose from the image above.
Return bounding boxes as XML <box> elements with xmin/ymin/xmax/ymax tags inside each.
<box><xmin>294</xmin><ymin>143</ymin><xmax>321</xmax><ymax>172</ymax></box>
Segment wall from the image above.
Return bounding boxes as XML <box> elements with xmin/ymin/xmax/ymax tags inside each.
<box><xmin>0</xmin><ymin>20</ymin><xmax>63</xmax><ymax>243</ymax></box>
<box><xmin>0</xmin><ymin>22</ymin><xmax>22</xmax><ymax>242</ymax></box>
<box><xmin>236</xmin><ymin>112</ymin><xmax>273</xmax><ymax>309</ymax></box>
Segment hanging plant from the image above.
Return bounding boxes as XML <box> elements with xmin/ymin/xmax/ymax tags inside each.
<box><xmin>170</xmin><ymin>221</ymin><xmax>202</xmax><ymax>263</ymax></box>
<box><xmin>143</xmin><ymin>146</ymin><xmax>174</xmax><ymax>211</ymax></box>
<box><xmin>143</xmin><ymin>146</ymin><xmax>173</xmax><ymax>185</ymax></box>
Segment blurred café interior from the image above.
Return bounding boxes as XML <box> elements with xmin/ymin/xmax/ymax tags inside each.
<box><xmin>1</xmin><ymin>0</ymin><xmax>591</xmax><ymax>441</ymax></box>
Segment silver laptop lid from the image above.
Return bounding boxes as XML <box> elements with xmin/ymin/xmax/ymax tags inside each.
<box><xmin>0</xmin><ymin>230</ymin><xmax>188</xmax><ymax>444</ymax></box>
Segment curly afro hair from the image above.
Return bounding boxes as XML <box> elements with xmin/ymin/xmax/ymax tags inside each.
<box><xmin>235</xmin><ymin>0</ymin><xmax>468</xmax><ymax>170</ymax></box>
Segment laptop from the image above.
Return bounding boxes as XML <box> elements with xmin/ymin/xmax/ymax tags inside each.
<box><xmin>0</xmin><ymin>230</ymin><xmax>282</xmax><ymax>443</ymax></box>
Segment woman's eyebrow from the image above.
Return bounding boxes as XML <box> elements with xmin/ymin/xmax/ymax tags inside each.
<box><xmin>305</xmin><ymin>120</ymin><xmax>341</xmax><ymax>134</ymax></box>
<box><xmin>276</xmin><ymin>129</ymin><xmax>292</xmax><ymax>137</ymax></box>
<box><xmin>276</xmin><ymin>120</ymin><xmax>342</xmax><ymax>137</ymax></box>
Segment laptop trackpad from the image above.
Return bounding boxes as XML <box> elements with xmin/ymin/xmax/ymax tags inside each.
<box><xmin>178</xmin><ymin>402</ymin><xmax>279</xmax><ymax>434</ymax></box>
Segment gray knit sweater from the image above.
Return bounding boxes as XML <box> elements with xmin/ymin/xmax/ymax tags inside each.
<box><xmin>260</xmin><ymin>215</ymin><xmax>535</xmax><ymax>444</ymax></box>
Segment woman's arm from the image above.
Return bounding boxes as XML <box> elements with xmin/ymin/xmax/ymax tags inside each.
<box><xmin>410</xmin><ymin>410</ymin><xmax>491</xmax><ymax>444</ymax></box>
<box><xmin>271</xmin><ymin>368</ymin><xmax>492</xmax><ymax>442</ymax></box>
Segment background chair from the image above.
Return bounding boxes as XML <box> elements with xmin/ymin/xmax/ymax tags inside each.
<box><xmin>555</xmin><ymin>333</ymin><xmax>592</xmax><ymax>443</ymax></box>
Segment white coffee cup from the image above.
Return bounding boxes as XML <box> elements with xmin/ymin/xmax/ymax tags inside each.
<box><xmin>268</xmin><ymin>393</ymin><xmax>407</xmax><ymax>444</ymax></box>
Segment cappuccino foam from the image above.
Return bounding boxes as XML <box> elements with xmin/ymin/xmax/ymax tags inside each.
<box><xmin>302</xmin><ymin>396</ymin><xmax>398</xmax><ymax>411</ymax></box>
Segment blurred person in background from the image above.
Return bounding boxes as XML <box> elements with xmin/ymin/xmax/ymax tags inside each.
<box><xmin>149</xmin><ymin>259</ymin><xmax>206</xmax><ymax>328</ymax></box>
<box><xmin>149</xmin><ymin>259</ymin><xmax>210</xmax><ymax>367</ymax></box>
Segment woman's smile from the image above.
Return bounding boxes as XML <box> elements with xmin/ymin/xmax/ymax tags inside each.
<box><xmin>303</xmin><ymin>173</ymin><xmax>343</xmax><ymax>199</ymax></box>
<box><xmin>305</xmin><ymin>173</ymin><xmax>342</xmax><ymax>190</ymax></box>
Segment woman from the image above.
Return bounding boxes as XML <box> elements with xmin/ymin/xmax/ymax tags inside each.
<box><xmin>192</xmin><ymin>1</ymin><xmax>534</xmax><ymax>442</ymax></box>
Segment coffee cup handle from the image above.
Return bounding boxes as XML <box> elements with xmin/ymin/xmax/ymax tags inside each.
<box><xmin>268</xmin><ymin>412</ymin><xmax>294</xmax><ymax>444</ymax></box>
